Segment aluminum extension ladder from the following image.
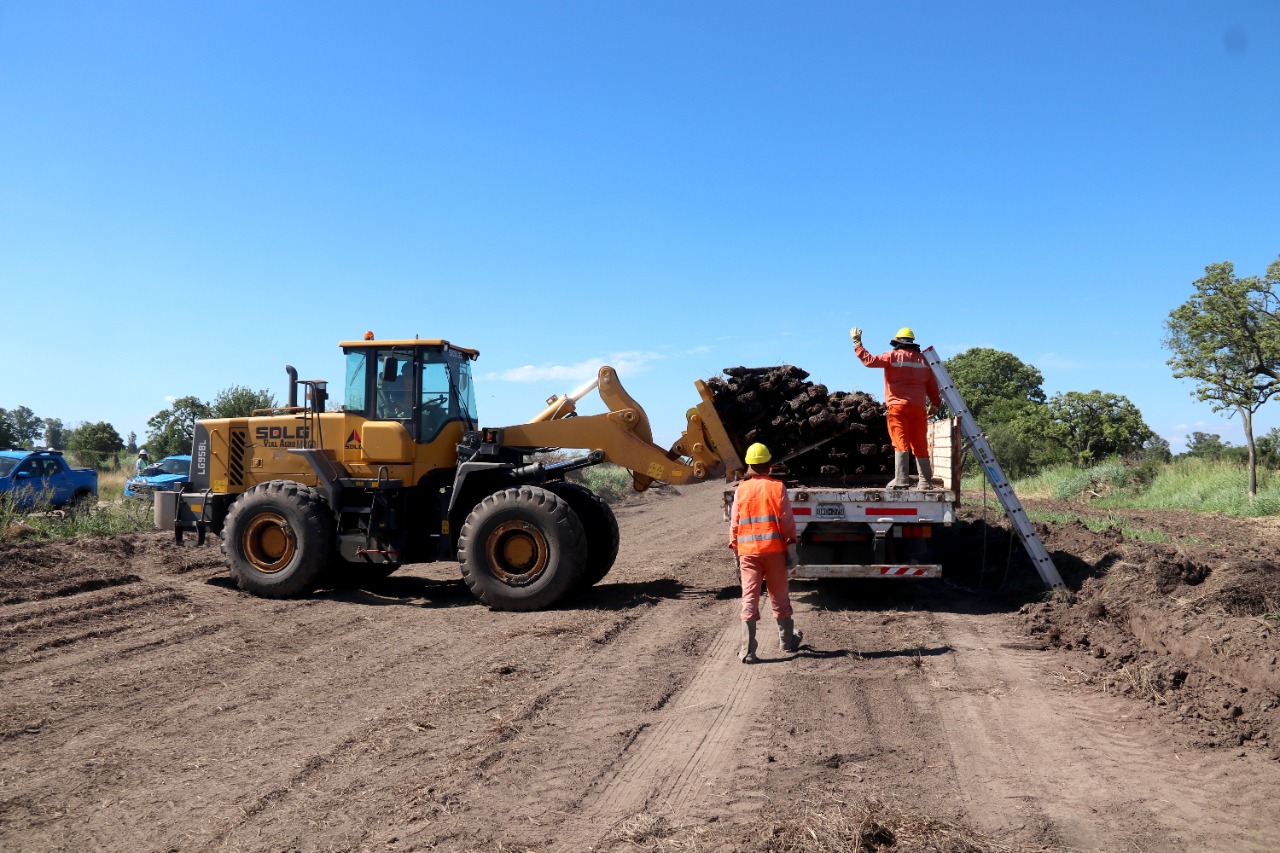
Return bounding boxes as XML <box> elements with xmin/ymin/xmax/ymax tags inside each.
<box><xmin>922</xmin><ymin>347</ymin><xmax>1067</xmax><ymax>591</ymax></box>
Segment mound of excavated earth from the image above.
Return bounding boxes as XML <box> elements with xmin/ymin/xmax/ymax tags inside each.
<box><xmin>704</xmin><ymin>365</ymin><xmax>893</xmax><ymax>480</ymax></box>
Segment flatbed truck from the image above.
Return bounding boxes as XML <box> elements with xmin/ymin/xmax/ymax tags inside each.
<box><xmin>724</xmin><ymin>418</ymin><xmax>962</xmax><ymax>579</ymax></box>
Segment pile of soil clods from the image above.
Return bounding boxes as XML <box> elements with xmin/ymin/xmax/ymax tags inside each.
<box><xmin>704</xmin><ymin>365</ymin><xmax>893</xmax><ymax>480</ymax></box>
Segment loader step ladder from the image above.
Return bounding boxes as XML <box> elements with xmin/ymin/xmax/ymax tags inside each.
<box><xmin>923</xmin><ymin>347</ymin><xmax>1067</xmax><ymax>591</ymax></box>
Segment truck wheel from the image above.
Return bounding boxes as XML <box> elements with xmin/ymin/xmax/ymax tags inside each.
<box><xmin>67</xmin><ymin>490</ymin><xmax>95</xmax><ymax>517</ymax></box>
<box><xmin>545</xmin><ymin>482</ymin><xmax>619</xmax><ymax>589</ymax></box>
<box><xmin>458</xmin><ymin>486</ymin><xmax>586</xmax><ymax>611</ymax></box>
<box><xmin>221</xmin><ymin>481</ymin><xmax>332</xmax><ymax>598</ymax></box>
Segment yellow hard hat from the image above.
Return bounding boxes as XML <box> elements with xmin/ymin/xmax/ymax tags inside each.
<box><xmin>744</xmin><ymin>442</ymin><xmax>772</xmax><ymax>465</ymax></box>
<box><xmin>895</xmin><ymin>327</ymin><xmax>916</xmax><ymax>341</ymax></box>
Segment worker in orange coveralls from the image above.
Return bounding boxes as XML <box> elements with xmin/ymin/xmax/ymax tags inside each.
<box><xmin>728</xmin><ymin>442</ymin><xmax>801</xmax><ymax>663</ymax></box>
<box><xmin>850</xmin><ymin>326</ymin><xmax>942</xmax><ymax>490</ymax></box>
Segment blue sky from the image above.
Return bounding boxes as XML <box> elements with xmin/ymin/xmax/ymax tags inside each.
<box><xmin>2</xmin><ymin>1</ymin><xmax>1278</xmax><ymax>453</ymax></box>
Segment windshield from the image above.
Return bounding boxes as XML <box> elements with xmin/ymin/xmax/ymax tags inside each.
<box><xmin>0</xmin><ymin>458</ymin><xmax>17</xmax><ymax>477</ymax></box>
<box><xmin>155</xmin><ymin>457</ymin><xmax>190</xmax><ymax>476</ymax></box>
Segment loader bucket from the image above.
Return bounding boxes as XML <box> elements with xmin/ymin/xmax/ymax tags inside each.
<box><xmin>691</xmin><ymin>380</ymin><xmax>744</xmax><ymax>478</ymax></box>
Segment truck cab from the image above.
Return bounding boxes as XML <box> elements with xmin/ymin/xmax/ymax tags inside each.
<box><xmin>0</xmin><ymin>449</ymin><xmax>98</xmax><ymax>511</ymax></box>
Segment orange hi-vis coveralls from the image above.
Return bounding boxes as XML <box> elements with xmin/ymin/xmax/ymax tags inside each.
<box><xmin>855</xmin><ymin>343</ymin><xmax>942</xmax><ymax>457</ymax></box>
<box><xmin>728</xmin><ymin>475</ymin><xmax>798</xmax><ymax>622</ymax></box>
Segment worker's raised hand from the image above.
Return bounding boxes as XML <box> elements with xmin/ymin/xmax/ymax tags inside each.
<box><xmin>849</xmin><ymin>326</ymin><xmax>862</xmax><ymax>346</ymax></box>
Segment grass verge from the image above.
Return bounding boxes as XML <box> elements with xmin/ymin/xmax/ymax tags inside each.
<box><xmin>964</xmin><ymin>457</ymin><xmax>1280</xmax><ymax>518</ymax></box>
<box><xmin>0</xmin><ymin>495</ymin><xmax>156</xmax><ymax>544</ymax></box>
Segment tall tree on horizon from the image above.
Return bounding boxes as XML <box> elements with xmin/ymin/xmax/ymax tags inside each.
<box><xmin>1164</xmin><ymin>256</ymin><xmax>1280</xmax><ymax>498</ymax></box>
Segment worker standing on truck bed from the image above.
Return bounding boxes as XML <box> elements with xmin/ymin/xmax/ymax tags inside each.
<box><xmin>850</xmin><ymin>326</ymin><xmax>941</xmax><ymax>489</ymax></box>
<box><xmin>728</xmin><ymin>442</ymin><xmax>802</xmax><ymax>663</ymax></box>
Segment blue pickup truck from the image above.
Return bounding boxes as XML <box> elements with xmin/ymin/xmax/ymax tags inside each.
<box><xmin>0</xmin><ymin>449</ymin><xmax>98</xmax><ymax>511</ymax></box>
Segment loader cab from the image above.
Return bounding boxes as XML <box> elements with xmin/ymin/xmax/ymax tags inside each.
<box><xmin>341</xmin><ymin>338</ymin><xmax>479</xmax><ymax>444</ymax></box>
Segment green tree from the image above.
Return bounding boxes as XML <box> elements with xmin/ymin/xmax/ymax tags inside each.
<box><xmin>944</xmin><ymin>348</ymin><xmax>1046</xmax><ymax>421</ymax></box>
<box><xmin>6</xmin><ymin>405</ymin><xmax>43</xmax><ymax>448</ymax></box>
<box><xmin>1256</xmin><ymin>427</ymin><xmax>1280</xmax><ymax>470</ymax></box>
<box><xmin>976</xmin><ymin>401</ymin><xmax>1068</xmax><ymax>477</ymax></box>
<box><xmin>1164</xmin><ymin>257</ymin><xmax>1280</xmax><ymax>497</ymax></box>
<box><xmin>43</xmin><ymin>418</ymin><xmax>66</xmax><ymax>450</ymax></box>
<box><xmin>146</xmin><ymin>396</ymin><xmax>211</xmax><ymax>459</ymax></box>
<box><xmin>210</xmin><ymin>385</ymin><xmax>278</xmax><ymax>419</ymax></box>
<box><xmin>0</xmin><ymin>409</ymin><xmax>16</xmax><ymax>448</ymax></box>
<box><xmin>1141</xmin><ymin>434</ymin><xmax>1173</xmax><ymax>464</ymax></box>
<box><xmin>1183</xmin><ymin>431</ymin><xmax>1228</xmax><ymax>459</ymax></box>
<box><xmin>66</xmin><ymin>421</ymin><xmax>124</xmax><ymax>469</ymax></box>
<box><xmin>125</xmin><ymin>431</ymin><xmax>138</xmax><ymax>454</ymax></box>
<box><xmin>1045</xmin><ymin>390</ymin><xmax>1154</xmax><ymax>463</ymax></box>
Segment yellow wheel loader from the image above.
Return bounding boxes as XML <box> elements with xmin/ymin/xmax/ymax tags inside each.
<box><xmin>162</xmin><ymin>336</ymin><xmax>742</xmax><ymax>611</ymax></box>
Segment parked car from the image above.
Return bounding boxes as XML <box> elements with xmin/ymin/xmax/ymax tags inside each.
<box><xmin>124</xmin><ymin>454</ymin><xmax>192</xmax><ymax>498</ymax></box>
<box><xmin>0</xmin><ymin>449</ymin><xmax>98</xmax><ymax>511</ymax></box>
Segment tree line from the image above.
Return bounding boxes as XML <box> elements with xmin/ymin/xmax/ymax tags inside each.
<box><xmin>944</xmin><ymin>254</ymin><xmax>1279</xmax><ymax>499</ymax></box>
<box><xmin>942</xmin><ymin>348</ymin><xmax>1165</xmax><ymax>478</ymax></box>
<box><xmin>0</xmin><ymin>386</ymin><xmax>276</xmax><ymax>469</ymax></box>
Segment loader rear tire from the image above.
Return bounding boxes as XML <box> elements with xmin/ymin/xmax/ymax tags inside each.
<box><xmin>221</xmin><ymin>480</ymin><xmax>332</xmax><ymax>598</ymax></box>
<box><xmin>545</xmin><ymin>482</ymin><xmax>619</xmax><ymax>589</ymax></box>
<box><xmin>458</xmin><ymin>486</ymin><xmax>586</xmax><ymax>611</ymax></box>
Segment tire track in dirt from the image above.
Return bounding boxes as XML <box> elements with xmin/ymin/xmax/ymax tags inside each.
<box><xmin>207</xmin><ymin>488</ymin><xmax>735</xmax><ymax>851</ymax></box>
<box><xmin>581</xmin><ymin>618</ymin><xmax>760</xmax><ymax>825</ymax></box>
<box><xmin>405</xmin><ymin>556</ymin><xmax>739</xmax><ymax>849</ymax></box>
<box><xmin>0</xmin><ymin>585</ymin><xmax>189</xmax><ymax>661</ymax></box>
<box><xmin>920</xmin><ymin>609</ymin><xmax>1280</xmax><ymax>852</ymax></box>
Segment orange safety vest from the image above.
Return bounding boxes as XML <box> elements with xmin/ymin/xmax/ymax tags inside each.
<box><xmin>732</xmin><ymin>476</ymin><xmax>789</xmax><ymax>555</ymax></box>
<box><xmin>855</xmin><ymin>343</ymin><xmax>941</xmax><ymax>410</ymax></box>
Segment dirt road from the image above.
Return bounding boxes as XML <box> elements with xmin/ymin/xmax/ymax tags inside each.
<box><xmin>3</xmin><ymin>482</ymin><xmax>1279</xmax><ymax>851</ymax></box>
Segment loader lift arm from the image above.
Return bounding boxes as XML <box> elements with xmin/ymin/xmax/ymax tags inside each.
<box><xmin>494</xmin><ymin>367</ymin><xmax>744</xmax><ymax>491</ymax></box>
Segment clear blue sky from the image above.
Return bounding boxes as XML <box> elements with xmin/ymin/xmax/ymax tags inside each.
<box><xmin>2</xmin><ymin>1</ymin><xmax>1278</xmax><ymax>453</ymax></box>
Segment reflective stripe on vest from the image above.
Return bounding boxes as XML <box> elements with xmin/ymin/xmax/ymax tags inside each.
<box><xmin>738</xmin><ymin>531</ymin><xmax>784</xmax><ymax>543</ymax></box>
<box><xmin>734</xmin><ymin>478</ymin><xmax>787</xmax><ymax>555</ymax></box>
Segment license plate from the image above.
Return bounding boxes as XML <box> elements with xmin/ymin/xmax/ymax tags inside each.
<box><xmin>815</xmin><ymin>503</ymin><xmax>846</xmax><ymax>518</ymax></box>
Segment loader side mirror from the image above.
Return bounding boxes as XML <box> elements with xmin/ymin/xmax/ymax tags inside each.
<box><xmin>381</xmin><ymin>358</ymin><xmax>398</xmax><ymax>382</ymax></box>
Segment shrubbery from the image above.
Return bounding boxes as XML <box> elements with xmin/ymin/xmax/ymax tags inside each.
<box><xmin>0</xmin><ymin>493</ymin><xmax>155</xmax><ymax>543</ymax></box>
<box><xmin>573</xmin><ymin>464</ymin><xmax>634</xmax><ymax>503</ymax></box>
<box><xmin>983</xmin><ymin>455</ymin><xmax>1280</xmax><ymax>517</ymax></box>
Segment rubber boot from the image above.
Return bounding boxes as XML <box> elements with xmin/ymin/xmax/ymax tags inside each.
<box><xmin>888</xmin><ymin>451</ymin><xmax>911</xmax><ymax>489</ymax></box>
<box><xmin>778</xmin><ymin>618</ymin><xmax>803</xmax><ymax>653</ymax></box>
<box><xmin>915</xmin><ymin>456</ymin><xmax>936</xmax><ymax>489</ymax></box>
<box><xmin>739</xmin><ymin>621</ymin><xmax>759</xmax><ymax>664</ymax></box>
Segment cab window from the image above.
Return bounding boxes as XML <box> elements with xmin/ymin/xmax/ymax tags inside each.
<box><xmin>375</xmin><ymin>348</ymin><xmax>415</xmax><ymax>420</ymax></box>
<box><xmin>453</xmin><ymin>357</ymin><xmax>477</xmax><ymax>424</ymax></box>
<box><xmin>344</xmin><ymin>352</ymin><xmax>367</xmax><ymax>413</ymax></box>
<box><xmin>420</xmin><ymin>360</ymin><xmax>451</xmax><ymax>439</ymax></box>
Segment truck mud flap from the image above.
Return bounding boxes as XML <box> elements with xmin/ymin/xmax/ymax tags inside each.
<box><xmin>792</xmin><ymin>564</ymin><xmax>941</xmax><ymax>580</ymax></box>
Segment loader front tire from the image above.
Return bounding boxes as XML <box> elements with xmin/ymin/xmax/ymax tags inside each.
<box><xmin>545</xmin><ymin>482</ymin><xmax>619</xmax><ymax>589</ymax></box>
<box><xmin>221</xmin><ymin>481</ymin><xmax>332</xmax><ymax>598</ymax></box>
<box><xmin>458</xmin><ymin>486</ymin><xmax>586</xmax><ymax>611</ymax></box>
